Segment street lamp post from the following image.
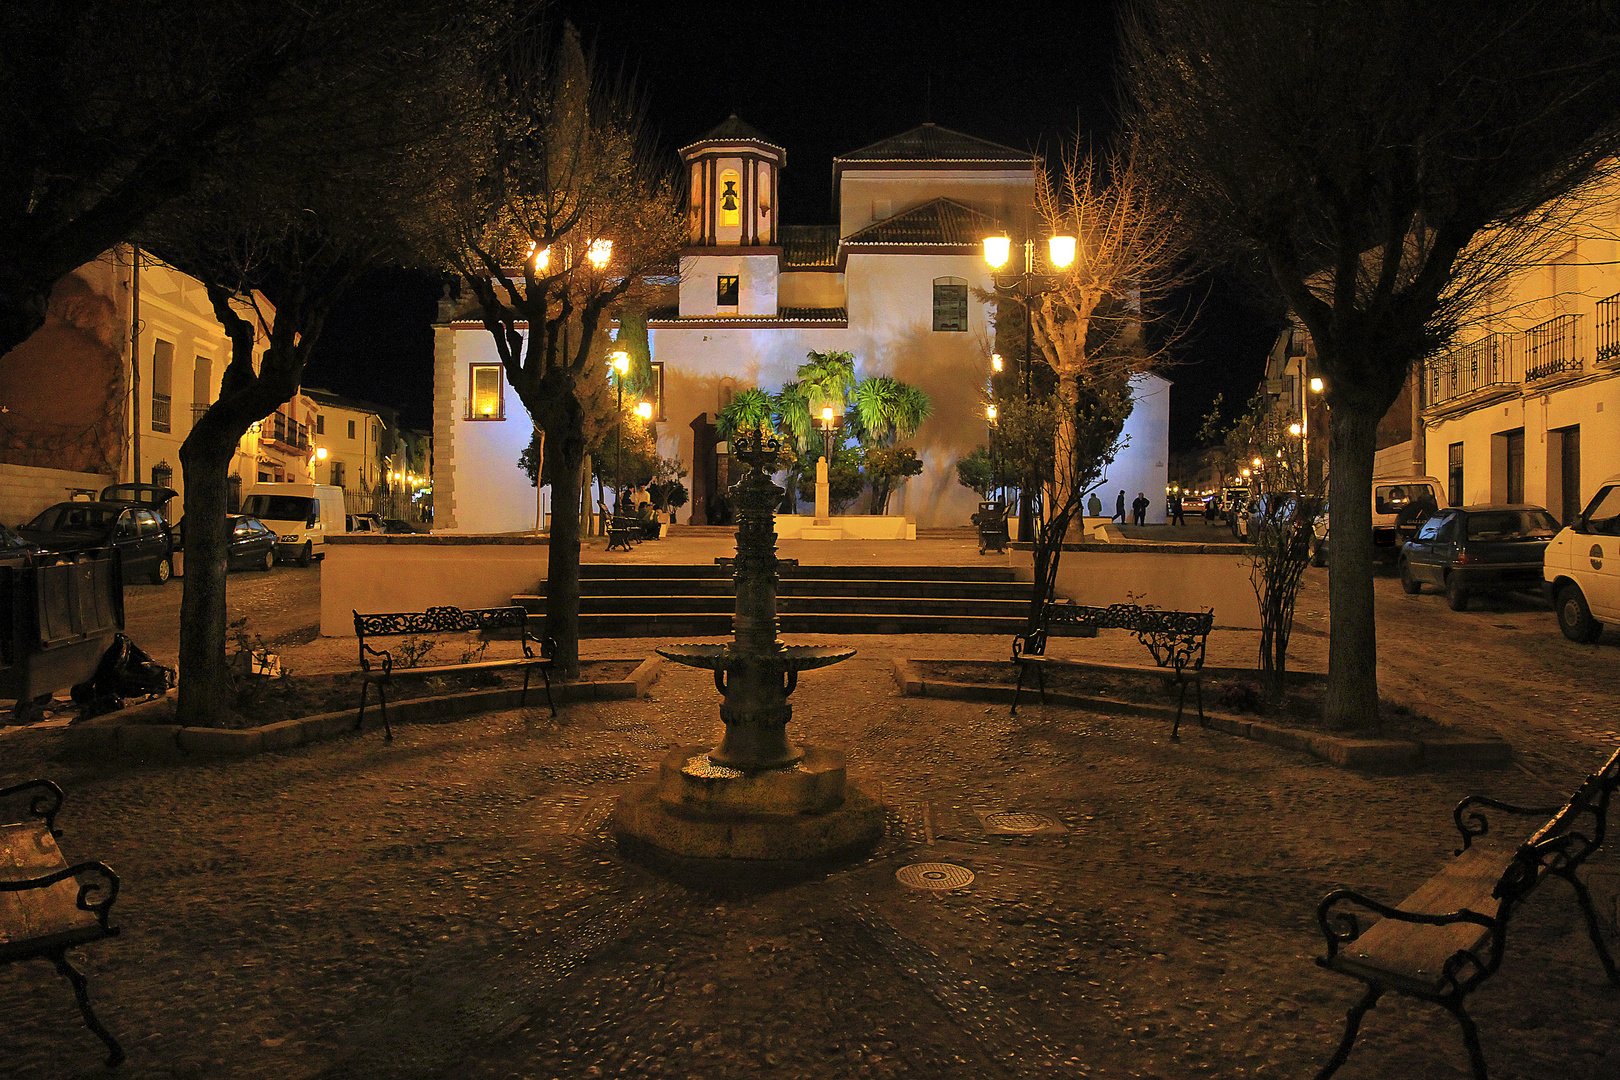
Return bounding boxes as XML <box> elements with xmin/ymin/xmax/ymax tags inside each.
<box><xmin>813</xmin><ymin>405</ymin><xmax>843</xmax><ymax>523</ymax></box>
<box><xmin>611</xmin><ymin>350</ymin><xmax>630</xmax><ymax>518</ymax></box>
<box><xmin>982</xmin><ymin>233</ymin><xmax>1076</xmax><ymax>544</ymax></box>
<box><xmin>985</xmin><ymin>402</ymin><xmax>1000</xmax><ymax>504</ymax></box>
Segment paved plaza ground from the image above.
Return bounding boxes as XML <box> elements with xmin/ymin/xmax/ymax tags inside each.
<box><xmin>4</xmin><ymin>528</ymin><xmax>1620</xmax><ymax>1078</ymax></box>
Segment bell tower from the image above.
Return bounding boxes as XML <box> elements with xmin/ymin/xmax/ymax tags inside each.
<box><xmin>681</xmin><ymin>115</ymin><xmax>784</xmax><ymax>249</ymax></box>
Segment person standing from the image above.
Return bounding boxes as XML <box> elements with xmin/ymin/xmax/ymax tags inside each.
<box><xmin>1113</xmin><ymin>490</ymin><xmax>1126</xmax><ymax>523</ymax></box>
<box><xmin>1170</xmin><ymin>492</ymin><xmax>1186</xmax><ymax>526</ymax></box>
<box><xmin>1132</xmin><ymin>491</ymin><xmax>1150</xmax><ymax>526</ymax></box>
<box><xmin>1088</xmin><ymin>492</ymin><xmax>1103</xmax><ymax>519</ymax></box>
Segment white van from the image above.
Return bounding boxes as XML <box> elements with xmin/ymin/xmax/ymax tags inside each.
<box><xmin>239</xmin><ymin>483</ymin><xmax>346</xmax><ymax>565</ymax></box>
<box><xmin>1543</xmin><ymin>474</ymin><xmax>1620</xmax><ymax>641</ymax></box>
<box><xmin>1313</xmin><ymin>475</ymin><xmax>1445</xmax><ymax>564</ymax></box>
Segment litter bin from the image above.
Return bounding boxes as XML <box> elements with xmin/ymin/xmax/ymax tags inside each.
<box><xmin>0</xmin><ymin>557</ymin><xmax>123</xmax><ymax>720</ymax></box>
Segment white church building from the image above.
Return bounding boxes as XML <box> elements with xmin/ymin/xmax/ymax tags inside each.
<box><xmin>432</xmin><ymin>119</ymin><xmax>1169</xmax><ymax>533</ymax></box>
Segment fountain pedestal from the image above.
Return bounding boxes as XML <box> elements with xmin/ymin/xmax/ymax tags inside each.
<box><xmin>612</xmin><ymin>432</ymin><xmax>884</xmax><ymax>871</ymax></box>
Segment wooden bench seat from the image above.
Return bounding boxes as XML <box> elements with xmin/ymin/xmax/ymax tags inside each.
<box><xmin>1312</xmin><ymin>747</ymin><xmax>1620</xmax><ymax>1079</ymax></box>
<box><xmin>0</xmin><ymin>779</ymin><xmax>123</xmax><ymax>1066</ymax></box>
<box><xmin>354</xmin><ymin>606</ymin><xmax>557</xmax><ymax>741</ymax></box>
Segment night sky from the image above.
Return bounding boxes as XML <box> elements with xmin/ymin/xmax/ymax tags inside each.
<box><xmin>305</xmin><ymin>0</ymin><xmax>1282</xmax><ymax>447</ymax></box>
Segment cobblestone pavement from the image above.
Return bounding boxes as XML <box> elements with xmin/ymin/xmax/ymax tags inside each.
<box><xmin>4</xmin><ymin>646</ymin><xmax>1620</xmax><ymax>1080</ymax></box>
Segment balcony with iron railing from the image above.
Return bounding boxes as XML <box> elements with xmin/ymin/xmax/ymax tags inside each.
<box><xmin>1597</xmin><ymin>291</ymin><xmax>1620</xmax><ymax>367</ymax></box>
<box><xmin>1424</xmin><ymin>331</ymin><xmax>1522</xmax><ymax>408</ymax></box>
<box><xmin>1523</xmin><ymin>313</ymin><xmax>1583</xmax><ymax>382</ymax></box>
<box><xmin>1424</xmin><ymin>308</ymin><xmax>1600</xmax><ymax>410</ymax></box>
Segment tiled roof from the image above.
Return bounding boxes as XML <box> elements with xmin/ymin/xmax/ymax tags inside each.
<box><xmin>781</xmin><ymin>225</ymin><xmax>840</xmax><ymax>268</ymax></box>
<box><xmin>843</xmin><ymin>198</ymin><xmax>1003</xmax><ymax>246</ymax></box>
<box><xmin>702</xmin><ymin>114</ymin><xmax>771</xmax><ymax>143</ymax></box>
<box><xmin>647</xmin><ymin>306</ymin><xmax>847</xmax><ymax>324</ymax></box>
<box><xmin>837</xmin><ymin>123</ymin><xmax>1033</xmax><ymax>163</ymax></box>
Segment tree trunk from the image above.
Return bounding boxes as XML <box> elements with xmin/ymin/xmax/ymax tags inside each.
<box><xmin>542</xmin><ymin>416</ymin><xmax>586</xmax><ymax>679</ymax></box>
<box><xmin>1324</xmin><ymin>404</ymin><xmax>1381</xmax><ymax>730</ymax></box>
<box><xmin>175</xmin><ymin>434</ymin><xmax>238</xmax><ymax>727</ymax></box>
<box><xmin>1053</xmin><ymin>369</ymin><xmax>1080</xmax><ymax>533</ymax></box>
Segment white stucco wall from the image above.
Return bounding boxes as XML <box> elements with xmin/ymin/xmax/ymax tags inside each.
<box><xmin>1093</xmin><ymin>373</ymin><xmax>1172</xmax><ymax>525</ymax></box>
<box><xmin>0</xmin><ymin>465</ymin><xmax>113</xmax><ymax>525</ymax></box>
<box><xmin>321</xmin><ymin>535</ymin><xmax>548</xmax><ymax>635</ymax></box>
<box><xmin>679</xmin><ymin>254</ymin><xmax>780</xmax><ymax>318</ymax></box>
<box><xmin>433</xmin><ymin>325</ymin><xmax>540</xmax><ymax>534</ymax></box>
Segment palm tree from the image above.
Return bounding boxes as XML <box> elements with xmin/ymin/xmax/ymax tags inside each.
<box><xmin>852</xmin><ymin>376</ymin><xmax>931</xmax><ymax>447</ymax></box>
<box><xmin>715</xmin><ymin>388</ymin><xmax>774</xmax><ymax>443</ymax></box>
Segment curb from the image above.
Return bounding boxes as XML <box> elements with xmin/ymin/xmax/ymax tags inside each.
<box><xmin>59</xmin><ymin>657</ymin><xmax>663</xmax><ymax>765</ymax></box>
<box><xmin>891</xmin><ymin>658</ymin><xmax>1510</xmax><ymax>775</ymax></box>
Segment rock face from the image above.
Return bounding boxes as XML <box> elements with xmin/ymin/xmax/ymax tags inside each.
<box><xmin>613</xmin><ymin>430</ymin><xmax>882</xmax><ymax>870</ymax></box>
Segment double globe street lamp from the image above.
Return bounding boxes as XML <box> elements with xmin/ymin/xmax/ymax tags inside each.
<box><xmin>982</xmin><ymin>232</ymin><xmax>1077</xmax><ymax>542</ymax></box>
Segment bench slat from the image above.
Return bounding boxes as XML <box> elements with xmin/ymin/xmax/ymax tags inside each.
<box><xmin>378</xmin><ymin>657</ymin><xmax>550</xmax><ymax>678</ymax></box>
<box><xmin>0</xmin><ymin>823</ymin><xmax>99</xmax><ymax>950</ymax></box>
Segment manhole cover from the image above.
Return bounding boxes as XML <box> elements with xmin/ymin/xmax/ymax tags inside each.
<box><xmin>896</xmin><ymin>862</ymin><xmax>975</xmax><ymax>890</ymax></box>
<box><xmin>984</xmin><ymin>811</ymin><xmax>1061</xmax><ymax>834</ymax></box>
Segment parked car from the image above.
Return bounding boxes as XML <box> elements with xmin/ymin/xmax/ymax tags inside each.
<box><xmin>0</xmin><ymin>522</ymin><xmax>42</xmax><ymax>569</ymax></box>
<box><xmin>1399</xmin><ymin>504</ymin><xmax>1558</xmax><ymax>610</ymax></box>
<box><xmin>347</xmin><ymin>513</ymin><xmax>385</xmax><ymax>533</ymax></box>
<box><xmin>98</xmin><ymin>483</ymin><xmax>177</xmax><ymax>523</ymax></box>
<box><xmin>381</xmin><ymin>518</ymin><xmax>428</xmax><ymax>534</ymax></box>
<box><xmin>1543</xmin><ymin>475</ymin><xmax>1620</xmax><ymax>641</ymax></box>
<box><xmin>172</xmin><ymin>515</ymin><xmax>278</xmax><ymax>572</ymax></box>
<box><xmin>18</xmin><ymin>501</ymin><xmax>174</xmax><ymax>584</ymax></box>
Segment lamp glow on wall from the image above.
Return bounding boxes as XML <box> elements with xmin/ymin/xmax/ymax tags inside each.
<box><xmin>636</xmin><ymin>401</ymin><xmax>653</xmax><ymax>421</ymax></box>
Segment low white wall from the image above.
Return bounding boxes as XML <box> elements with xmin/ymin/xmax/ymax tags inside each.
<box><xmin>321</xmin><ymin>535</ymin><xmax>549</xmax><ymax>636</ymax></box>
<box><xmin>776</xmin><ymin>514</ymin><xmax>915</xmax><ymax>540</ymax></box>
<box><xmin>1010</xmin><ymin>541</ymin><xmax>1261</xmax><ymax>629</ymax></box>
<box><xmin>0</xmin><ymin>464</ymin><xmax>112</xmax><ymax>525</ymax></box>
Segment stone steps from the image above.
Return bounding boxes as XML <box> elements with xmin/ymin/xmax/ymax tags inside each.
<box><xmin>515</xmin><ymin>563</ymin><xmax>1036</xmax><ymax>637</ymax></box>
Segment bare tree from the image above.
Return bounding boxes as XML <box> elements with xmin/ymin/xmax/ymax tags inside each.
<box><xmin>1124</xmin><ymin>0</ymin><xmax>1620</xmax><ymax>729</ymax></box>
<box><xmin>154</xmin><ymin>5</ymin><xmax>490</xmax><ymax>727</ymax></box>
<box><xmin>435</xmin><ymin>21</ymin><xmax>685</xmax><ymax>677</ymax></box>
<box><xmin>1024</xmin><ymin>145</ymin><xmax>1189</xmax><ymax>523</ymax></box>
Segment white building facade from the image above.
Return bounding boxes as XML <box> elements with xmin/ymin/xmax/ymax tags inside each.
<box><xmin>433</xmin><ymin>120</ymin><xmax>1170</xmax><ymax>532</ymax></box>
<box><xmin>1419</xmin><ymin>186</ymin><xmax>1620</xmax><ymax>523</ymax></box>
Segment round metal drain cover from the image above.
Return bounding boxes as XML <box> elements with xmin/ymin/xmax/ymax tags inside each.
<box><xmin>984</xmin><ymin>811</ymin><xmax>1060</xmax><ymax>834</ymax></box>
<box><xmin>896</xmin><ymin>862</ymin><xmax>975</xmax><ymax>890</ymax></box>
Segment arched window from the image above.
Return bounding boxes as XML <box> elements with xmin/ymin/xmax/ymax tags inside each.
<box><xmin>718</xmin><ymin>169</ymin><xmax>741</xmax><ymax>227</ymax></box>
<box><xmin>933</xmin><ymin>277</ymin><xmax>968</xmax><ymax>332</ymax></box>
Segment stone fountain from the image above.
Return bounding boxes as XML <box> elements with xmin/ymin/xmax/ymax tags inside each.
<box><xmin>613</xmin><ymin>431</ymin><xmax>885</xmax><ymax>869</ymax></box>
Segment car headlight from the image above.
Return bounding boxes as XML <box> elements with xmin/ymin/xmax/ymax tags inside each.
<box><xmin>279</xmin><ymin>534</ymin><xmax>300</xmax><ymax>543</ymax></box>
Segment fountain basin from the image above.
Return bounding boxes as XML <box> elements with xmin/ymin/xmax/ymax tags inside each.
<box><xmin>655</xmin><ymin>642</ymin><xmax>856</xmax><ymax>673</ymax></box>
<box><xmin>613</xmin><ymin>745</ymin><xmax>884</xmax><ymax>864</ymax></box>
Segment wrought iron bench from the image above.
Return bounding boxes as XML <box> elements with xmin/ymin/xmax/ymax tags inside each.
<box><xmin>606</xmin><ymin>517</ymin><xmax>640</xmax><ymax>551</ymax></box>
<box><xmin>1312</xmin><ymin>746</ymin><xmax>1620</xmax><ymax>1080</ymax></box>
<box><xmin>353</xmin><ymin>605</ymin><xmax>556</xmax><ymax>740</ymax></box>
<box><xmin>1010</xmin><ymin>601</ymin><xmax>1214</xmax><ymax>736</ymax></box>
<box><xmin>0</xmin><ymin>779</ymin><xmax>123</xmax><ymax>1066</ymax></box>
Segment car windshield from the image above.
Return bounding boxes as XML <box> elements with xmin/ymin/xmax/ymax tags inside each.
<box><xmin>1466</xmin><ymin>509</ymin><xmax>1559</xmax><ymax>540</ymax></box>
<box><xmin>27</xmin><ymin>504</ymin><xmax>119</xmax><ymax>532</ymax></box>
<box><xmin>240</xmin><ymin>495</ymin><xmax>315</xmax><ymax>522</ymax></box>
<box><xmin>1375</xmin><ymin>483</ymin><xmax>1439</xmax><ymax>515</ymax></box>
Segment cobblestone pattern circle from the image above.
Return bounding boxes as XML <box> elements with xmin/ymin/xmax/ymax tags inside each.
<box><xmin>983</xmin><ymin>811</ymin><xmax>1060</xmax><ymax>833</ymax></box>
<box><xmin>895</xmin><ymin>862</ymin><xmax>975</xmax><ymax>890</ymax></box>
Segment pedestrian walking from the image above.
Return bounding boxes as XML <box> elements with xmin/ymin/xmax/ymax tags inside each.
<box><xmin>1132</xmin><ymin>492</ymin><xmax>1149</xmax><ymax>526</ymax></box>
<box><xmin>1113</xmin><ymin>490</ymin><xmax>1126</xmax><ymax>523</ymax></box>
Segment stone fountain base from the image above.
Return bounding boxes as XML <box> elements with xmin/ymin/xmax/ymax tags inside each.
<box><xmin>613</xmin><ymin>744</ymin><xmax>884</xmax><ymax>866</ymax></box>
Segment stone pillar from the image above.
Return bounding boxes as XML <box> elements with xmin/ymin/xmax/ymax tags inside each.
<box><xmin>814</xmin><ymin>458</ymin><xmax>830</xmax><ymax>524</ymax></box>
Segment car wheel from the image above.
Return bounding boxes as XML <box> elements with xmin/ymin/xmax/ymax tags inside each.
<box><xmin>151</xmin><ymin>555</ymin><xmax>172</xmax><ymax>585</ymax></box>
<box><xmin>296</xmin><ymin>541</ymin><xmax>312</xmax><ymax>567</ymax></box>
<box><xmin>1445</xmin><ymin>574</ymin><xmax>1469</xmax><ymax>611</ymax></box>
<box><xmin>1556</xmin><ymin>583</ymin><xmax>1603</xmax><ymax>643</ymax></box>
<box><xmin>260</xmin><ymin>548</ymin><xmax>274</xmax><ymax>572</ymax></box>
<box><xmin>1399</xmin><ymin>559</ymin><xmax>1422</xmax><ymax>594</ymax></box>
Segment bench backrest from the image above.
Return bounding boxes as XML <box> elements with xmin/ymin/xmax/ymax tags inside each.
<box><xmin>354</xmin><ymin>606</ymin><xmax>529</xmax><ymax>639</ymax></box>
<box><xmin>1016</xmin><ymin>602</ymin><xmax>1214</xmax><ymax>672</ymax></box>
<box><xmin>1497</xmin><ymin>747</ymin><xmax>1620</xmax><ymax>905</ymax></box>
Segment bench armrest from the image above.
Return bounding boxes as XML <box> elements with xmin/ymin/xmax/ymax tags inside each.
<box><xmin>1453</xmin><ymin>795</ymin><xmax>1562</xmax><ymax>851</ymax></box>
<box><xmin>1012</xmin><ymin>630</ymin><xmax>1047</xmax><ymax>663</ymax></box>
<box><xmin>358</xmin><ymin>641</ymin><xmax>394</xmax><ymax>678</ymax></box>
<box><xmin>0</xmin><ymin>779</ymin><xmax>64</xmax><ymax>836</ymax></box>
<box><xmin>0</xmin><ymin>860</ymin><xmax>120</xmax><ymax>931</ymax></box>
<box><xmin>1315</xmin><ymin>887</ymin><xmax>1495</xmax><ymax>961</ymax></box>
